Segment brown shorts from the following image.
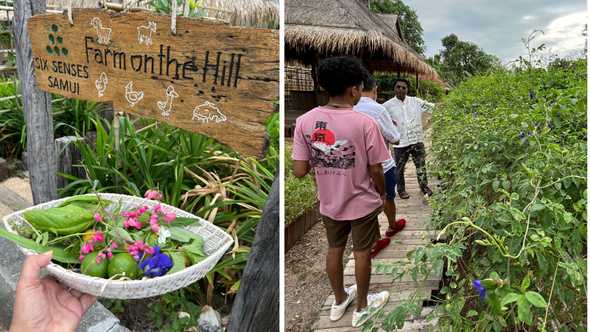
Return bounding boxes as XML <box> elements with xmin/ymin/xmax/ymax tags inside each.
<box><xmin>322</xmin><ymin>207</ymin><xmax>382</xmax><ymax>251</ymax></box>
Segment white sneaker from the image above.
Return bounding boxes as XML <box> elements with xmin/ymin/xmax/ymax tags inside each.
<box><xmin>351</xmin><ymin>290</ymin><xmax>390</xmax><ymax>328</ymax></box>
<box><xmin>329</xmin><ymin>285</ymin><xmax>357</xmax><ymax>321</ymax></box>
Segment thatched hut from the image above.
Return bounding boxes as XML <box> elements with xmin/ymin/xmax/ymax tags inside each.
<box><xmin>286</xmin><ymin>0</ymin><xmax>439</xmax><ymax>78</ymax></box>
<box><xmin>46</xmin><ymin>0</ymin><xmax>278</xmax><ymax>28</ymax></box>
<box><xmin>284</xmin><ymin>0</ymin><xmax>441</xmax><ymax>134</ymax></box>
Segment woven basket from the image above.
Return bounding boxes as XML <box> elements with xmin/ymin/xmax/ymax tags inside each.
<box><xmin>2</xmin><ymin>193</ymin><xmax>233</xmax><ymax>299</ymax></box>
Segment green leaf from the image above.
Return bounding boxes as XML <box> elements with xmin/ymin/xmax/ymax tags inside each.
<box><xmin>109</xmin><ymin>227</ymin><xmax>133</xmax><ymax>242</ymax></box>
<box><xmin>0</xmin><ymin>227</ymin><xmax>79</xmax><ymax>264</ymax></box>
<box><xmin>520</xmin><ymin>274</ymin><xmax>531</xmax><ymax>291</ymax></box>
<box><xmin>171</xmin><ymin>217</ymin><xmax>201</xmax><ymax>227</ymax></box>
<box><xmin>466</xmin><ymin>310</ymin><xmax>478</xmax><ymax>317</ymax></box>
<box><xmin>228</xmin><ymin>280</ymin><xmax>240</xmax><ymax>294</ymax></box>
<box><xmin>181</xmin><ymin>238</ymin><xmax>206</xmax><ymax>264</ymax></box>
<box><xmin>167</xmin><ymin>251</ymin><xmax>186</xmax><ymax>275</ymax></box>
<box><xmin>517</xmin><ymin>297</ymin><xmax>532</xmax><ymax>325</ymax></box>
<box><xmin>501</xmin><ymin>293</ymin><xmax>522</xmax><ymax>307</ymax></box>
<box><xmin>525</xmin><ymin>291</ymin><xmax>548</xmax><ymax>308</ymax></box>
<box><xmin>169</xmin><ymin>226</ymin><xmax>201</xmax><ymax>243</ymax></box>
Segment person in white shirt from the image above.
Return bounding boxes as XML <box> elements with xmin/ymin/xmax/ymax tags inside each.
<box><xmin>383</xmin><ymin>79</ymin><xmax>434</xmax><ymax>199</ymax></box>
<box><xmin>354</xmin><ymin>72</ymin><xmax>407</xmax><ymax>255</ymax></box>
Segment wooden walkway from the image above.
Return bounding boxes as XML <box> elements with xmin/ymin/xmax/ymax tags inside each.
<box><xmin>313</xmin><ymin>141</ymin><xmax>441</xmax><ymax>331</ymax></box>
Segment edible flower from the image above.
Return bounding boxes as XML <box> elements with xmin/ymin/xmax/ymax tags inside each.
<box><xmin>144</xmin><ymin>190</ymin><xmax>163</xmax><ymax>201</ymax></box>
<box><xmin>472</xmin><ymin>279</ymin><xmax>486</xmax><ymax>300</ymax></box>
<box><xmin>139</xmin><ymin>246</ymin><xmax>173</xmax><ymax>277</ymax></box>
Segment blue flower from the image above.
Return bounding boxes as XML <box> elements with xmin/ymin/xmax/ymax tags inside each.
<box><xmin>139</xmin><ymin>246</ymin><xmax>173</xmax><ymax>277</ymax></box>
<box><xmin>472</xmin><ymin>279</ymin><xmax>486</xmax><ymax>300</ymax></box>
<box><xmin>472</xmin><ymin>112</ymin><xmax>478</xmax><ymax>118</ymax></box>
<box><xmin>518</xmin><ymin>132</ymin><xmax>526</xmax><ymax>140</ymax></box>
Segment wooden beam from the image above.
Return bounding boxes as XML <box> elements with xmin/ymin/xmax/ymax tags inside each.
<box><xmin>14</xmin><ymin>0</ymin><xmax>58</xmax><ymax>204</ymax></box>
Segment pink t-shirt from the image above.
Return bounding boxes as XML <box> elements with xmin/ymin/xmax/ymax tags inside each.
<box><xmin>292</xmin><ymin>106</ymin><xmax>391</xmax><ymax>220</ymax></box>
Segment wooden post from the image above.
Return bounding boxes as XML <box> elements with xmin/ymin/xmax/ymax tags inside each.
<box><xmin>228</xmin><ymin>174</ymin><xmax>279</xmax><ymax>332</ymax></box>
<box><xmin>55</xmin><ymin>136</ymin><xmax>85</xmax><ymax>190</ymax></box>
<box><xmin>14</xmin><ymin>0</ymin><xmax>58</xmax><ymax>204</ymax></box>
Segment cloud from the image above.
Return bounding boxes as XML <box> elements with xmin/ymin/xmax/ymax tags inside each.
<box><xmin>535</xmin><ymin>11</ymin><xmax>587</xmax><ymax>55</ymax></box>
<box><xmin>407</xmin><ymin>0</ymin><xmax>586</xmax><ymax>61</ymax></box>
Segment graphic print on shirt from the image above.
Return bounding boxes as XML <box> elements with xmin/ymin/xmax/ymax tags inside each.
<box><xmin>308</xmin><ymin>121</ymin><xmax>355</xmax><ymax>169</ymax></box>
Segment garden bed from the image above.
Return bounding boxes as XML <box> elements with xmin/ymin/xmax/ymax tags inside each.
<box><xmin>284</xmin><ymin>203</ymin><xmax>319</xmax><ymax>253</ymax></box>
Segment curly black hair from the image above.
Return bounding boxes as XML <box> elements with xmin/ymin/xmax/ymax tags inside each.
<box><xmin>317</xmin><ymin>56</ymin><xmax>365</xmax><ymax>96</ymax></box>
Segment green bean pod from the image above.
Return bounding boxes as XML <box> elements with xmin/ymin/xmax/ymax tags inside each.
<box><xmin>23</xmin><ymin>204</ymin><xmax>95</xmax><ymax>235</ymax></box>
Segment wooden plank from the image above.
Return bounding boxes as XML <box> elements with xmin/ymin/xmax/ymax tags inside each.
<box><xmin>14</xmin><ymin>0</ymin><xmax>58</xmax><ymax>204</ymax></box>
<box><xmin>0</xmin><ymin>185</ymin><xmax>32</xmax><ymax>211</ymax></box>
<box><xmin>27</xmin><ymin>9</ymin><xmax>278</xmax><ymax>156</ymax></box>
<box><xmin>321</xmin><ymin>288</ymin><xmax>433</xmax><ymax>310</ymax></box>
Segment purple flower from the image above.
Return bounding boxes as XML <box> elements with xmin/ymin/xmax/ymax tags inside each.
<box><xmin>472</xmin><ymin>279</ymin><xmax>486</xmax><ymax>300</ymax></box>
<box><xmin>139</xmin><ymin>246</ymin><xmax>173</xmax><ymax>277</ymax></box>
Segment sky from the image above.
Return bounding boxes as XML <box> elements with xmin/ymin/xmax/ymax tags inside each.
<box><xmin>406</xmin><ymin>0</ymin><xmax>587</xmax><ymax>63</ymax></box>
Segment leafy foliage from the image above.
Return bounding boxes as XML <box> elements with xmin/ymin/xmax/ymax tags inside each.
<box><xmin>369</xmin><ymin>0</ymin><xmax>425</xmax><ymax>55</ymax></box>
<box><xmin>428</xmin><ymin>34</ymin><xmax>503</xmax><ymax>87</ymax></box>
<box><xmin>61</xmin><ymin>116</ymin><xmax>277</xmax><ymax>330</ymax></box>
<box><xmin>423</xmin><ymin>59</ymin><xmax>585</xmax><ymax>330</ymax></box>
<box><xmin>0</xmin><ymin>80</ymin><xmax>102</xmax><ymax>159</ymax></box>
<box><xmin>284</xmin><ymin>143</ymin><xmax>316</xmax><ymax>225</ymax></box>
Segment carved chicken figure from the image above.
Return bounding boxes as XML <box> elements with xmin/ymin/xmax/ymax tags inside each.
<box><xmin>125</xmin><ymin>81</ymin><xmax>144</xmax><ymax>107</ymax></box>
<box><xmin>95</xmin><ymin>72</ymin><xmax>108</xmax><ymax>97</ymax></box>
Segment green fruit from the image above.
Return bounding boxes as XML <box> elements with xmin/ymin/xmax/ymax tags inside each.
<box><xmin>81</xmin><ymin>252</ymin><xmax>108</xmax><ymax>278</ymax></box>
<box><xmin>108</xmin><ymin>253</ymin><xmax>141</xmax><ymax>279</ymax></box>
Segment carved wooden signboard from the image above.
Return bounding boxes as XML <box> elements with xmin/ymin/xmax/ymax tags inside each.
<box><xmin>27</xmin><ymin>9</ymin><xmax>278</xmax><ymax>156</ymax></box>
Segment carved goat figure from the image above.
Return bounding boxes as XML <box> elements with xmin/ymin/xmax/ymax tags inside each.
<box><xmin>90</xmin><ymin>17</ymin><xmax>112</xmax><ymax>45</ymax></box>
<box><xmin>137</xmin><ymin>21</ymin><xmax>157</xmax><ymax>46</ymax></box>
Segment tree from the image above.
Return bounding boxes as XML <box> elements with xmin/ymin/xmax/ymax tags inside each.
<box><xmin>429</xmin><ymin>33</ymin><xmax>502</xmax><ymax>86</ymax></box>
<box><xmin>370</xmin><ymin>0</ymin><xmax>425</xmax><ymax>55</ymax></box>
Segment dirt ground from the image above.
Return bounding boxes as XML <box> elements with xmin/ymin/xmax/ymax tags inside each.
<box><xmin>285</xmin><ymin>220</ymin><xmax>352</xmax><ymax>332</ymax></box>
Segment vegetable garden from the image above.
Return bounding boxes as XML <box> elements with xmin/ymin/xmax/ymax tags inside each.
<box><xmin>377</xmin><ymin>58</ymin><xmax>586</xmax><ymax>331</ymax></box>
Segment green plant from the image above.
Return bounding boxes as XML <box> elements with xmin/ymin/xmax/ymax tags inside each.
<box><xmin>375</xmin><ymin>58</ymin><xmax>586</xmax><ymax>331</ymax></box>
<box><xmin>0</xmin><ymin>80</ymin><xmax>101</xmax><ymax>159</ymax></box>
<box><xmin>61</xmin><ymin>116</ymin><xmax>277</xmax><ymax>326</ymax></box>
<box><xmin>284</xmin><ymin>143</ymin><xmax>317</xmax><ymax>224</ymax></box>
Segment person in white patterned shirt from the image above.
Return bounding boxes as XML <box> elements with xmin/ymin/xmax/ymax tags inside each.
<box><xmin>383</xmin><ymin>79</ymin><xmax>435</xmax><ymax>199</ymax></box>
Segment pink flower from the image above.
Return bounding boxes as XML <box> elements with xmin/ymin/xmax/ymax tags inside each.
<box><xmin>153</xmin><ymin>204</ymin><xmax>162</xmax><ymax>214</ymax></box>
<box><xmin>150</xmin><ymin>222</ymin><xmax>160</xmax><ymax>233</ymax></box>
<box><xmin>79</xmin><ymin>255</ymin><xmax>85</xmax><ymax>261</ymax></box>
<box><xmin>95</xmin><ymin>252</ymin><xmax>106</xmax><ymax>264</ymax></box>
<box><xmin>110</xmin><ymin>242</ymin><xmax>118</xmax><ymax>249</ymax></box>
<box><xmin>94</xmin><ymin>213</ymin><xmax>103</xmax><ymax>222</ymax></box>
<box><xmin>106</xmin><ymin>251</ymin><xmax>113</xmax><ymax>259</ymax></box>
<box><xmin>93</xmin><ymin>231</ymin><xmax>105</xmax><ymax>243</ymax></box>
<box><xmin>163</xmin><ymin>213</ymin><xmax>176</xmax><ymax>223</ymax></box>
<box><xmin>137</xmin><ymin>206</ymin><xmax>149</xmax><ymax>215</ymax></box>
<box><xmin>123</xmin><ymin>217</ymin><xmax>142</xmax><ymax>230</ymax></box>
<box><xmin>144</xmin><ymin>190</ymin><xmax>163</xmax><ymax>201</ymax></box>
<box><xmin>144</xmin><ymin>246</ymin><xmax>155</xmax><ymax>255</ymax></box>
<box><xmin>81</xmin><ymin>242</ymin><xmax>94</xmax><ymax>254</ymax></box>
<box><xmin>122</xmin><ymin>210</ymin><xmax>138</xmax><ymax>218</ymax></box>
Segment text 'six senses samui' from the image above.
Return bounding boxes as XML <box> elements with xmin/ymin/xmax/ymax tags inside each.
<box><xmin>33</xmin><ymin>35</ymin><xmax>243</xmax><ymax>96</ymax></box>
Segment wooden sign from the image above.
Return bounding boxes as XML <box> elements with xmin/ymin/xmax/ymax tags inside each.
<box><xmin>27</xmin><ymin>9</ymin><xmax>278</xmax><ymax>156</ymax></box>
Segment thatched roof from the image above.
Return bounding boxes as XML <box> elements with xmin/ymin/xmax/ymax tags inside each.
<box><xmin>203</xmin><ymin>0</ymin><xmax>278</xmax><ymax>28</ymax></box>
<box><xmin>46</xmin><ymin>0</ymin><xmax>278</xmax><ymax>28</ymax></box>
<box><xmin>286</xmin><ymin>0</ymin><xmax>440</xmax><ymax>80</ymax></box>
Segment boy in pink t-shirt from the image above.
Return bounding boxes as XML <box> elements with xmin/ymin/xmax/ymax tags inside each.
<box><xmin>292</xmin><ymin>57</ymin><xmax>391</xmax><ymax>327</ymax></box>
